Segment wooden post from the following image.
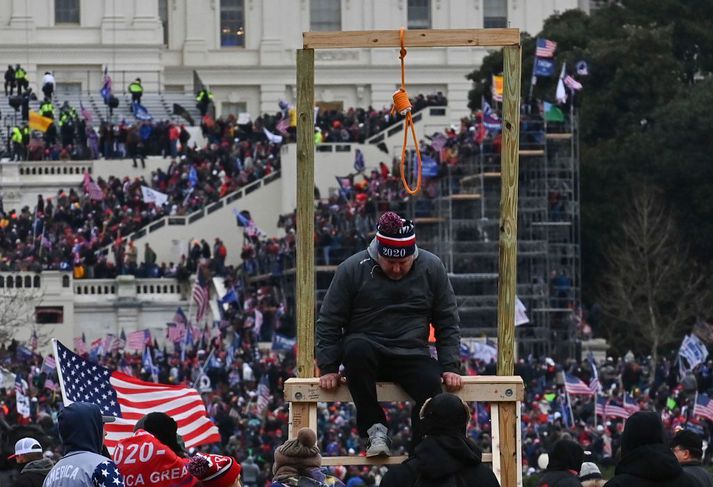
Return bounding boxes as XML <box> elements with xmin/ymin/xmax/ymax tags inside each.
<box><xmin>296</xmin><ymin>48</ymin><xmax>315</xmax><ymax>380</ymax></box>
<box><xmin>497</xmin><ymin>44</ymin><xmax>522</xmax><ymax>487</ymax></box>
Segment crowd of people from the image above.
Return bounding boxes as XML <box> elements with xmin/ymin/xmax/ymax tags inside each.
<box><xmin>2</xmin><ymin>322</ymin><xmax>713</xmax><ymax>486</ymax></box>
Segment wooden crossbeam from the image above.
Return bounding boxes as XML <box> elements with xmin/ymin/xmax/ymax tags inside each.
<box><xmin>519</xmin><ymin>149</ymin><xmax>545</xmax><ymax>156</ymax></box>
<box><xmin>303</xmin><ymin>28</ymin><xmax>520</xmax><ymax>49</ymax></box>
<box><xmin>284</xmin><ymin>376</ymin><xmax>524</xmax><ymax>403</ymax></box>
<box><xmin>446</xmin><ymin>193</ymin><xmax>482</xmax><ymax>201</ymax></box>
<box><xmin>545</xmin><ymin>133</ymin><xmax>572</xmax><ymax>140</ymax></box>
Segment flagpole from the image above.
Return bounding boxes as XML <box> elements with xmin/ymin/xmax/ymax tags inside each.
<box><xmin>562</xmin><ymin>372</ymin><xmax>575</xmax><ymax>429</ymax></box>
<box><xmin>52</xmin><ymin>339</ymin><xmax>72</xmax><ymax>407</ymax></box>
<box><xmin>527</xmin><ymin>43</ymin><xmax>538</xmax><ymax>113</ymax></box>
<box><xmin>191</xmin><ymin>345</ymin><xmax>216</xmax><ymax>389</ymax></box>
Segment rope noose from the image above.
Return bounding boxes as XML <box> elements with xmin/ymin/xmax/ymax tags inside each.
<box><xmin>392</xmin><ymin>27</ymin><xmax>422</xmax><ymax>195</ymax></box>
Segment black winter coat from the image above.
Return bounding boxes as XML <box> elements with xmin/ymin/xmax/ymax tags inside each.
<box><xmin>537</xmin><ymin>470</ymin><xmax>582</xmax><ymax>487</ymax></box>
<box><xmin>12</xmin><ymin>457</ymin><xmax>53</xmax><ymax>487</ymax></box>
<box><xmin>604</xmin><ymin>444</ymin><xmax>696</xmax><ymax>487</ymax></box>
<box><xmin>380</xmin><ymin>435</ymin><xmax>499</xmax><ymax>487</ymax></box>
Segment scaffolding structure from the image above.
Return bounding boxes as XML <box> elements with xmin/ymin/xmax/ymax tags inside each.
<box><xmin>411</xmin><ymin>115</ymin><xmax>581</xmax><ymax>357</ymax></box>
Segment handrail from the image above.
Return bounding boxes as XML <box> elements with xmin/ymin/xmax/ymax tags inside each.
<box><xmin>364</xmin><ymin>106</ymin><xmax>438</xmax><ymax>144</ymax></box>
<box><xmin>96</xmin><ymin>170</ymin><xmax>281</xmax><ymax>256</ymax></box>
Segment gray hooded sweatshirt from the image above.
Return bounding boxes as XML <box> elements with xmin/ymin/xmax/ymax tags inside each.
<box><xmin>316</xmin><ymin>240</ymin><xmax>461</xmax><ymax>374</ymax></box>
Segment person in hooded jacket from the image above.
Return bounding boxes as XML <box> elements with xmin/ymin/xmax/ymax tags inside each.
<box><xmin>670</xmin><ymin>429</ymin><xmax>713</xmax><ymax>487</ymax></box>
<box><xmin>380</xmin><ymin>393</ymin><xmax>500</xmax><ymax>487</ymax></box>
<box><xmin>536</xmin><ymin>439</ymin><xmax>583</xmax><ymax>487</ymax></box>
<box><xmin>604</xmin><ymin>411</ymin><xmax>695</xmax><ymax>487</ymax></box>
<box><xmin>42</xmin><ymin>402</ymin><xmax>124</xmax><ymax>487</ymax></box>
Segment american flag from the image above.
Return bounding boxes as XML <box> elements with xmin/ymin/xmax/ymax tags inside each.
<box><xmin>126</xmin><ymin>330</ymin><xmax>149</xmax><ymax>351</ymax></box>
<box><xmin>83</xmin><ymin>171</ymin><xmax>104</xmax><ymax>201</ymax></box>
<box><xmin>536</xmin><ymin>38</ymin><xmax>557</xmax><ymax>58</ymax></box>
<box><xmin>606</xmin><ymin>400</ymin><xmax>630</xmax><ymax>419</ymax></box>
<box><xmin>193</xmin><ymin>280</ymin><xmax>210</xmax><ymax>324</ymax></box>
<box><xmin>430</xmin><ymin>133</ymin><xmax>448</xmax><ymax>152</ymax></box>
<box><xmin>276</xmin><ymin>117</ymin><xmax>290</xmax><ymax>135</ymax></box>
<box><xmin>103</xmin><ymin>334</ymin><xmax>123</xmax><ymax>353</ymax></box>
<box><xmin>73</xmin><ymin>336</ymin><xmax>87</xmax><ymax>355</ymax></box>
<box><xmin>694</xmin><ymin>394</ymin><xmax>713</xmax><ymax>422</ymax></box>
<box><xmin>564</xmin><ymin>75</ymin><xmax>583</xmax><ymax>91</ymax></box>
<box><xmin>41</xmin><ymin>355</ymin><xmax>56</xmax><ymax>375</ymax></box>
<box><xmin>167</xmin><ymin>308</ymin><xmax>187</xmax><ymax>343</ymax></box>
<box><xmin>588</xmin><ymin>354</ymin><xmax>601</xmax><ymax>394</ymax></box>
<box><xmin>624</xmin><ymin>394</ymin><xmax>640</xmax><ymax>414</ymax></box>
<box><xmin>595</xmin><ymin>395</ymin><xmax>607</xmax><ymax>417</ymax></box>
<box><xmin>256</xmin><ymin>374</ymin><xmax>271</xmax><ymax>414</ymax></box>
<box><xmin>564</xmin><ymin>373</ymin><xmax>594</xmax><ymax>395</ymax></box>
<box><xmin>53</xmin><ymin>340</ymin><xmax>220</xmax><ymax>451</ymax></box>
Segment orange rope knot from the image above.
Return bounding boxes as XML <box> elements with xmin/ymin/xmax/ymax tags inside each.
<box><xmin>394</xmin><ymin>27</ymin><xmax>421</xmax><ymax>195</ymax></box>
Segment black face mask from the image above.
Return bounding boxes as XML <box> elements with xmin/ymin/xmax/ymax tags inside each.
<box><xmin>15</xmin><ymin>461</ymin><xmax>24</xmax><ymax>472</ymax></box>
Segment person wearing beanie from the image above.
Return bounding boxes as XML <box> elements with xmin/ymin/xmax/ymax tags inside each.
<box><xmin>579</xmin><ymin>462</ymin><xmax>606</xmax><ymax>487</ymax></box>
<box><xmin>317</xmin><ymin>211</ymin><xmax>461</xmax><ymax>456</ymax></box>
<box><xmin>604</xmin><ymin>412</ymin><xmax>695</xmax><ymax>487</ymax></box>
<box><xmin>536</xmin><ymin>439</ymin><xmax>584</xmax><ymax>487</ymax></box>
<box><xmin>671</xmin><ymin>429</ymin><xmax>713</xmax><ymax>486</ymax></box>
<box><xmin>270</xmin><ymin>428</ymin><xmax>345</xmax><ymax>487</ymax></box>
<box><xmin>187</xmin><ymin>453</ymin><xmax>241</xmax><ymax>487</ymax></box>
<box><xmin>380</xmin><ymin>393</ymin><xmax>500</xmax><ymax>487</ymax></box>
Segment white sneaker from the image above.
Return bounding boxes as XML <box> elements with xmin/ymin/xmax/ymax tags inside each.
<box><xmin>365</xmin><ymin>423</ymin><xmax>391</xmax><ymax>457</ymax></box>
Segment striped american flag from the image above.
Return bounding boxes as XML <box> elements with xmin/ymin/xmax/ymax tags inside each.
<box><xmin>536</xmin><ymin>38</ymin><xmax>557</xmax><ymax>58</ymax></box>
<box><xmin>624</xmin><ymin>394</ymin><xmax>640</xmax><ymax>414</ymax></box>
<box><xmin>126</xmin><ymin>330</ymin><xmax>149</xmax><ymax>351</ymax></box>
<box><xmin>564</xmin><ymin>373</ymin><xmax>594</xmax><ymax>395</ymax></box>
<box><xmin>564</xmin><ymin>75</ymin><xmax>583</xmax><ymax>91</ymax></box>
<box><xmin>595</xmin><ymin>395</ymin><xmax>607</xmax><ymax>417</ymax></box>
<box><xmin>193</xmin><ymin>283</ymin><xmax>210</xmax><ymax>324</ymax></box>
<box><xmin>276</xmin><ymin>117</ymin><xmax>290</xmax><ymax>135</ymax></box>
<box><xmin>606</xmin><ymin>400</ymin><xmax>630</xmax><ymax>419</ymax></box>
<box><xmin>53</xmin><ymin>340</ymin><xmax>220</xmax><ymax>452</ymax></box>
<box><xmin>694</xmin><ymin>394</ymin><xmax>713</xmax><ymax>422</ymax></box>
<box><xmin>73</xmin><ymin>336</ymin><xmax>87</xmax><ymax>355</ymax></box>
<box><xmin>83</xmin><ymin>171</ymin><xmax>104</xmax><ymax>201</ymax></box>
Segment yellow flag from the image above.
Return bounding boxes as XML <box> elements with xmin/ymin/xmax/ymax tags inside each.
<box><xmin>29</xmin><ymin>111</ymin><xmax>53</xmax><ymax>133</ymax></box>
<box><xmin>491</xmin><ymin>74</ymin><xmax>504</xmax><ymax>102</ymax></box>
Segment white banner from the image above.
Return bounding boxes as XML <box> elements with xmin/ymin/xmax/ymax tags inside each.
<box><xmin>679</xmin><ymin>334</ymin><xmax>708</xmax><ymax>376</ymax></box>
<box><xmin>15</xmin><ymin>377</ymin><xmax>30</xmax><ymax>419</ymax></box>
<box><xmin>515</xmin><ymin>296</ymin><xmax>530</xmax><ymax>326</ymax></box>
<box><xmin>141</xmin><ymin>186</ymin><xmax>169</xmax><ymax>206</ymax></box>
<box><xmin>263</xmin><ymin>127</ymin><xmax>283</xmax><ymax>144</ymax></box>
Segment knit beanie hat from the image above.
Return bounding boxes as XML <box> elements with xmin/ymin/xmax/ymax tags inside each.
<box><xmin>135</xmin><ymin>412</ymin><xmax>182</xmax><ymax>455</ymax></box>
<box><xmin>272</xmin><ymin>428</ymin><xmax>321</xmax><ymax>473</ymax></box>
<box><xmin>547</xmin><ymin>439</ymin><xmax>584</xmax><ymax>472</ymax></box>
<box><xmin>187</xmin><ymin>453</ymin><xmax>241</xmax><ymax>487</ymax></box>
<box><xmin>621</xmin><ymin>411</ymin><xmax>665</xmax><ymax>454</ymax></box>
<box><xmin>579</xmin><ymin>462</ymin><xmax>603</xmax><ymax>481</ymax></box>
<box><xmin>376</xmin><ymin>211</ymin><xmax>416</xmax><ymax>258</ymax></box>
<box><xmin>419</xmin><ymin>393</ymin><xmax>470</xmax><ymax>436</ymax></box>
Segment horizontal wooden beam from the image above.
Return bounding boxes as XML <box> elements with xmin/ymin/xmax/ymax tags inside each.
<box><xmin>320</xmin><ymin>453</ymin><xmax>493</xmax><ymax>466</ymax></box>
<box><xmin>303</xmin><ymin>29</ymin><xmax>519</xmax><ymax>49</ymax></box>
<box><xmin>284</xmin><ymin>376</ymin><xmax>524</xmax><ymax>403</ymax></box>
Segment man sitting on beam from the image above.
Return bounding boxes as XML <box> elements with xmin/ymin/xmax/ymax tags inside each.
<box><xmin>317</xmin><ymin>211</ymin><xmax>463</xmax><ymax>457</ymax></box>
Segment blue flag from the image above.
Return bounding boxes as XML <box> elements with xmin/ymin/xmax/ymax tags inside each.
<box><xmin>188</xmin><ymin>166</ymin><xmax>198</xmax><ymax>187</ymax></box>
<box><xmin>272</xmin><ymin>334</ymin><xmax>296</xmax><ymax>352</ymax></box>
<box><xmin>534</xmin><ymin>57</ymin><xmax>555</xmax><ymax>77</ymax></box>
<box><xmin>220</xmin><ymin>288</ymin><xmax>238</xmax><ymax>305</ymax></box>
<box><xmin>133</xmin><ymin>102</ymin><xmax>153</xmax><ymax>121</ymax></box>
<box><xmin>421</xmin><ymin>155</ymin><xmax>440</xmax><ymax>177</ymax></box>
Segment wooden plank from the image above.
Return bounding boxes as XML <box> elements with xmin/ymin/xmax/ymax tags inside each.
<box><xmin>497</xmin><ymin>402</ymin><xmax>520</xmax><ymax>487</ymax></box>
<box><xmin>519</xmin><ymin>149</ymin><xmax>545</xmax><ymax>157</ymax></box>
<box><xmin>413</xmin><ymin>217</ymin><xmax>445</xmax><ymax>224</ymax></box>
<box><xmin>461</xmin><ymin>172</ymin><xmax>501</xmax><ymax>184</ymax></box>
<box><xmin>490</xmin><ymin>403</ymin><xmax>501</xmax><ymax>481</ymax></box>
<box><xmin>446</xmin><ymin>193</ymin><xmax>481</xmax><ymax>201</ymax></box>
<box><xmin>288</xmin><ymin>402</ymin><xmax>318</xmax><ymax>440</ymax></box>
<box><xmin>497</xmin><ymin>45</ymin><xmax>521</xmax><ymax>487</ymax></box>
<box><xmin>284</xmin><ymin>376</ymin><xmax>524</xmax><ymax>403</ymax></box>
<box><xmin>496</xmin><ymin>45</ymin><xmax>521</xmax><ymax>378</ymax></box>
<box><xmin>320</xmin><ymin>453</ymin><xmax>493</xmax><ymax>466</ymax></box>
<box><xmin>545</xmin><ymin>132</ymin><xmax>572</xmax><ymax>140</ymax></box>
<box><xmin>296</xmin><ymin>49</ymin><xmax>315</xmax><ymax>380</ymax></box>
<box><xmin>303</xmin><ymin>28</ymin><xmax>520</xmax><ymax>49</ymax></box>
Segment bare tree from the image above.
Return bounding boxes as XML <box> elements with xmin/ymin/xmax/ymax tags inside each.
<box><xmin>0</xmin><ymin>283</ymin><xmax>48</xmax><ymax>347</ymax></box>
<box><xmin>599</xmin><ymin>185</ymin><xmax>713</xmax><ymax>374</ymax></box>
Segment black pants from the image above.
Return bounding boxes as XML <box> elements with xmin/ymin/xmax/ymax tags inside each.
<box><xmin>342</xmin><ymin>338</ymin><xmax>443</xmax><ymax>450</ymax></box>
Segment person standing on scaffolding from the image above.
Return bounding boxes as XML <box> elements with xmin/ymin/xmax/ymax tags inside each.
<box><xmin>317</xmin><ymin>211</ymin><xmax>462</xmax><ymax>457</ymax></box>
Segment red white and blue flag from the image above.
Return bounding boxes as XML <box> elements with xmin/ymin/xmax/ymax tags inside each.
<box><xmin>564</xmin><ymin>373</ymin><xmax>594</xmax><ymax>396</ymax></box>
<box><xmin>694</xmin><ymin>394</ymin><xmax>713</xmax><ymax>422</ymax></box>
<box><xmin>536</xmin><ymin>38</ymin><xmax>557</xmax><ymax>58</ymax></box>
<box><xmin>53</xmin><ymin>340</ymin><xmax>220</xmax><ymax>451</ymax></box>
